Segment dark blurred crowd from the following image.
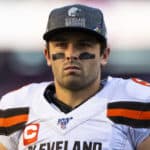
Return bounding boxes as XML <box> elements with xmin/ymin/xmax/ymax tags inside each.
<box><xmin>0</xmin><ymin>51</ymin><xmax>150</xmax><ymax>97</ymax></box>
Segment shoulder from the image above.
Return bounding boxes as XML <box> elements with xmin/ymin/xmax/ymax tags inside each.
<box><xmin>106</xmin><ymin>76</ymin><xmax>150</xmax><ymax>128</ymax></box>
<box><xmin>0</xmin><ymin>81</ymin><xmax>52</xmax><ymax>135</ymax></box>
<box><xmin>126</xmin><ymin>78</ymin><xmax>150</xmax><ymax>100</ymax></box>
<box><xmin>107</xmin><ymin>76</ymin><xmax>150</xmax><ymax>101</ymax></box>
<box><xmin>0</xmin><ymin>81</ymin><xmax>51</xmax><ymax>109</ymax></box>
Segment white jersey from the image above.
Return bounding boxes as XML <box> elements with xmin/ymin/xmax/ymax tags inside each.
<box><xmin>0</xmin><ymin>76</ymin><xmax>150</xmax><ymax>150</ymax></box>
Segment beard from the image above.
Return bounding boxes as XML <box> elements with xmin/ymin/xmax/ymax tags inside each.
<box><xmin>53</xmin><ymin>60</ymin><xmax>100</xmax><ymax>91</ymax></box>
<box><xmin>58</xmin><ymin>74</ymin><xmax>84</xmax><ymax>91</ymax></box>
<box><xmin>54</xmin><ymin>61</ymin><xmax>85</xmax><ymax>90</ymax></box>
<box><xmin>56</xmin><ymin>71</ymin><xmax>99</xmax><ymax>91</ymax></box>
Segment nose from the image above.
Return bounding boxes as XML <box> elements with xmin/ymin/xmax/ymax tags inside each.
<box><xmin>65</xmin><ymin>43</ymin><xmax>79</xmax><ymax>61</ymax></box>
<box><xmin>66</xmin><ymin>56</ymin><xmax>78</xmax><ymax>61</ymax></box>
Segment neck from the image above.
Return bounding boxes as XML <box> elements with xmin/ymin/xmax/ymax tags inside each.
<box><xmin>55</xmin><ymin>78</ymin><xmax>100</xmax><ymax>108</ymax></box>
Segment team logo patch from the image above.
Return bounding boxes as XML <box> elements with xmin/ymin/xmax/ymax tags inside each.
<box><xmin>68</xmin><ymin>7</ymin><xmax>81</xmax><ymax>17</ymax></box>
<box><xmin>57</xmin><ymin>117</ymin><xmax>73</xmax><ymax>129</ymax></box>
<box><xmin>23</xmin><ymin>123</ymin><xmax>39</xmax><ymax>146</ymax></box>
<box><xmin>65</xmin><ymin>7</ymin><xmax>85</xmax><ymax>27</ymax></box>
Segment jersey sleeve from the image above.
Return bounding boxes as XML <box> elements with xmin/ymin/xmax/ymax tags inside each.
<box><xmin>111</xmin><ymin>124</ymin><xmax>150</xmax><ymax>150</ymax></box>
<box><xmin>0</xmin><ymin>95</ymin><xmax>18</xmax><ymax>150</ymax></box>
<box><xmin>129</xmin><ymin>127</ymin><xmax>150</xmax><ymax>148</ymax></box>
<box><xmin>0</xmin><ymin>88</ymin><xmax>30</xmax><ymax>150</ymax></box>
<box><xmin>0</xmin><ymin>135</ymin><xmax>18</xmax><ymax>150</ymax></box>
<box><xmin>107</xmin><ymin>77</ymin><xmax>150</xmax><ymax>149</ymax></box>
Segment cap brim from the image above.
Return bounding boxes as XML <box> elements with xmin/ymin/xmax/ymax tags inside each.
<box><xmin>43</xmin><ymin>27</ymin><xmax>106</xmax><ymax>43</ymax></box>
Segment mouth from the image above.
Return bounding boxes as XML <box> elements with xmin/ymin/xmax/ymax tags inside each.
<box><xmin>63</xmin><ymin>65</ymin><xmax>81</xmax><ymax>75</ymax></box>
<box><xmin>64</xmin><ymin>66</ymin><xmax>80</xmax><ymax>71</ymax></box>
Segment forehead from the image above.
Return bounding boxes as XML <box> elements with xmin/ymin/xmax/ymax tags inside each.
<box><xmin>49</xmin><ymin>31</ymin><xmax>99</xmax><ymax>42</ymax></box>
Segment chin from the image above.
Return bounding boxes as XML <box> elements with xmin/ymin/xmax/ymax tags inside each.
<box><xmin>63</xmin><ymin>80</ymin><xmax>84</xmax><ymax>91</ymax></box>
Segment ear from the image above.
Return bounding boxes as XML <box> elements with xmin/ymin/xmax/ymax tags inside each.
<box><xmin>44</xmin><ymin>48</ymin><xmax>51</xmax><ymax>66</ymax></box>
<box><xmin>100</xmin><ymin>48</ymin><xmax>110</xmax><ymax>66</ymax></box>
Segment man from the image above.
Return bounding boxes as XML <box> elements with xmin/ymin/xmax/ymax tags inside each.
<box><xmin>0</xmin><ymin>4</ymin><xmax>150</xmax><ymax>150</ymax></box>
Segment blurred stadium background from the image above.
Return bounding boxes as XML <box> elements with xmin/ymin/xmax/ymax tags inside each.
<box><xmin>0</xmin><ymin>0</ymin><xmax>150</xmax><ymax>97</ymax></box>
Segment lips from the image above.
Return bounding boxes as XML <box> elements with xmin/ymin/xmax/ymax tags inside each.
<box><xmin>64</xmin><ymin>65</ymin><xmax>80</xmax><ymax>71</ymax></box>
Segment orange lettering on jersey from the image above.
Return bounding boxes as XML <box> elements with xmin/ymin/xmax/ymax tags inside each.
<box><xmin>23</xmin><ymin>123</ymin><xmax>39</xmax><ymax>146</ymax></box>
<box><xmin>132</xmin><ymin>78</ymin><xmax>150</xmax><ymax>86</ymax></box>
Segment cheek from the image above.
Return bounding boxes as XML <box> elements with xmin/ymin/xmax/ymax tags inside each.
<box><xmin>51</xmin><ymin>61</ymin><xmax>58</xmax><ymax>72</ymax></box>
<box><xmin>51</xmin><ymin>61</ymin><xmax>63</xmax><ymax>76</ymax></box>
<box><xmin>83</xmin><ymin>60</ymin><xmax>100</xmax><ymax>73</ymax></box>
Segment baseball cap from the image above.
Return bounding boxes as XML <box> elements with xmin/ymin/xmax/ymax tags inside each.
<box><xmin>43</xmin><ymin>4</ymin><xmax>107</xmax><ymax>43</ymax></box>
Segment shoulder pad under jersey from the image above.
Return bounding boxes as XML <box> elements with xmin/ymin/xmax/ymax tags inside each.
<box><xmin>0</xmin><ymin>82</ymin><xmax>51</xmax><ymax>135</ymax></box>
<box><xmin>126</xmin><ymin>78</ymin><xmax>150</xmax><ymax>100</ymax></box>
<box><xmin>107</xmin><ymin>77</ymin><xmax>150</xmax><ymax>128</ymax></box>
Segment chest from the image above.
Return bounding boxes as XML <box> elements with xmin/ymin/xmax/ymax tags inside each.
<box><xmin>18</xmin><ymin>103</ymin><xmax>112</xmax><ymax>150</ymax></box>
